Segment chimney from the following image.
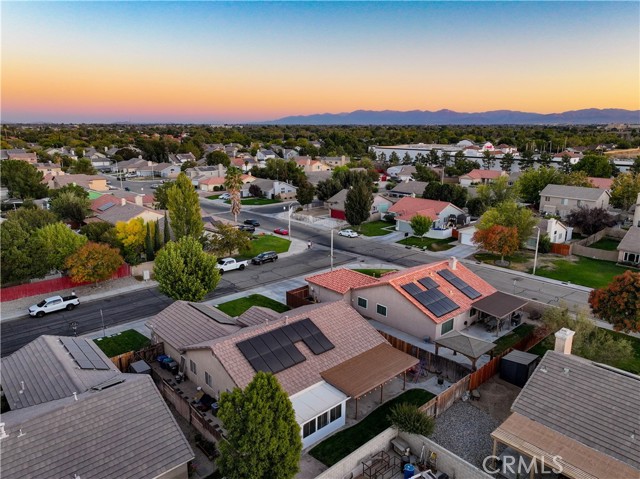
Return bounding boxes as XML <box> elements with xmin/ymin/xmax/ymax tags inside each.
<box><xmin>449</xmin><ymin>257</ymin><xmax>458</xmax><ymax>270</ymax></box>
<box><xmin>633</xmin><ymin>192</ymin><xmax>640</xmax><ymax>227</ymax></box>
<box><xmin>120</xmin><ymin>198</ymin><xmax>127</xmax><ymax>206</ymax></box>
<box><xmin>554</xmin><ymin>328</ymin><xmax>575</xmax><ymax>354</ymax></box>
<box><xmin>284</xmin><ymin>315</ymin><xmax>289</xmax><ymax>325</ymax></box>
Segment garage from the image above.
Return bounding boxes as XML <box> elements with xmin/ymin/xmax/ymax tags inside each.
<box><xmin>458</xmin><ymin>226</ymin><xmax>477</xmax><ymax>246</ymax></box>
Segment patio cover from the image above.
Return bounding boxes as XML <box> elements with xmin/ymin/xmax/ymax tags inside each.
<box><xmin>435</xmin><ymin>330</ymin><xmax>496</xmax><ymax>359</ymax></box>
<box><xmin>321</xmin><ymin>343</ymin><xmax>418</xmax><ymax>399</ymax></box>
<box><xmin>472</xmin><ymin>291</ymin><xmax>528</xmax><ymax>319</ymax></box>
<box><xmin>491</xmin><ymin>413</ymin><xmax>640</xmax><ymax>479</ymax></box>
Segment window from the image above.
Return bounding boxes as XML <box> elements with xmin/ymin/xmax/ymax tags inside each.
<box><xmin>205</xmin><ymin>371</ymin><xmax>212</xmax><ymax>387</ymax></box>
<box><xmin>469</xmin><ymin>308</ymin><xmax>477</xmax><ymax>317</ymax></box>
<box><xmin>303</xmin><ymin>419</ymin><xmax>316</xmax><ymax>438</ymax></box>
<box><xmin>545</xmin><ymin>196</ymin><xmax>550</xmax><ymax>201</ymax></box>
<box><xmin>441</xmin><ymin>319</ymin><xmax>454</xmax><ymax>335</ymax></box>
<box><xmin>317</xmin><ymin>412</ymin><xmax>329</xmax><ymax>430</ymax></box>
<box><xmin>624</xmin><ymin>252</ymin><xmax>639</xmax><ymax>264</ymax></box>
<box><xmin>376</xmin><ymin>304</ymin><xmax>387</xmax><ymax>317</ymax></box>
<box><xmin>330</xmin><ymin>404</ymin><xmax>342</xmax><ymax>423</ymax></box>
<box><xmin>190</xmin><ymin>360</ymin><xmax>197</xmax><ymax>375</ymax></box>
<box><xmin>357</xmin><ymin>297</ymin><xmax>368</xmax><ymax>308</ymax></box>
<box><xmin>561</xmin><ymin>198</ymin><xmax>568</xmax><ymax>205</ymax></box>
<box><xmin>577</xmin><ymin>200</ymin><xmax>582</xmax><ymax>207</ymax></box>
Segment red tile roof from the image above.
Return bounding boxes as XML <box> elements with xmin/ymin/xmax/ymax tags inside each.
<box><xmin>388</xmin><ymin>197</ymin><xmax>457</xmax><ymax>221</ymax></box>
<box><xmin>199</xmin><ymin>177</ymin><xmax>225</xmax><ymax>185</ymax></box>
<box><xmin>306</xmin><ymin>269</ymin><xmax>379</xmax><ymax>294</ymax></box>
<box><xmin>90</xmin><ymin>194</ymin><xmax>119</xmax><ymax>212</ymax></box>
<box><xmin>461</xmin><ymin>169</ymin><xmax>503</xmax><ymax>180</ymax></box>
<box><xmin>588</xmin><ymin>177</ymin><xmax>613</xmax><ymax>189</ymax></box>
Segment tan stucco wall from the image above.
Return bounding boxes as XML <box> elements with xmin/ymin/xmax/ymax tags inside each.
<box><xmin>312</xmin><ymin>286</ymin><xmax>346</xmax><ymax>303</ymax></box>
<box><xmin>154</xmin><ymin>462</ymin><xmax>190</xmax><ymax>479</ymax></box>
<box><xmin>185</xmin><ymin>348</ymin><xmax>237</xmax><ymax>399</ymax></box>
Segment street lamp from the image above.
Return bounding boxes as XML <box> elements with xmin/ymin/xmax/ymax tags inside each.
<box><xmin>532</xmin><ymin>226</ymin><xmax>541</xmax><ymax>275</ymax></box>
<box><xmin>283</xmin><ymin>201</ymin><xmax>299</xmax><ymax>239</ymax></box>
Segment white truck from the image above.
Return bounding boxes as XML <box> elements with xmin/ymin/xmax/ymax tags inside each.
<box><xmin>215</xmin><ymin>257</ymin><xmax>249</xmax><ymax>274</ymax></box>
<box><xmin>29</xmin><ymin>294</ymin><xmax>80</xmax><ymax>317</ymax></box>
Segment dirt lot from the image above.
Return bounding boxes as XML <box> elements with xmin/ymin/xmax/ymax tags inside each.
<box><xmin>470</xmin><ymin>376</ymin><xmax>522</xmax><ymax>423</ymax></box>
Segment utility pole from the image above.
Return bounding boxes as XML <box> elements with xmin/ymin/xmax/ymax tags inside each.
<box><xmin>100</xmin><ymin>309</ymin><xmax>106</xmax><ymax>338</ymax></box>
<box><xmin>330</xmin><ymin>229</ymin><xmax>334</xmax><ymax>271</ymax></box>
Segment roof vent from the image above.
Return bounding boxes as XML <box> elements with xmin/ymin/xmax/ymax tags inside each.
<box><xmin>0</xmin><ymin>423</ymin><xmax>8</xmax><ymax>439</ymax></box>
<box><xmin>73</xmin><ymin>392</ymin><xmax>78</xmax><ymax>401</ymax></box>
<box><xmin>563</xmin><ymin>367</ymin><xmax>570</xmax><ymax>375</ymax></box>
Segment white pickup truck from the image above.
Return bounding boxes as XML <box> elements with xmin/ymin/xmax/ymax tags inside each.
<box><xmin>215</xmin><ymin>257</ymin><xmax>249</xmax><ymax>274</ymax></box>
<box><xmin>29</xmin><ymin>294</ymin><xmax>80</xmax><ymax>317</ymax></box>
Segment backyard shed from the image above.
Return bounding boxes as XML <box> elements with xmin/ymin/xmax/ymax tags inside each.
<box><xmin>129</xmin><ymin>360</ymin><xmax>152</xmax><ymax>375</ymax></box>
<box><xmin>499</xmin><ymin>350</ymin><xmax>539</xmax><ymax>387</ymax></box>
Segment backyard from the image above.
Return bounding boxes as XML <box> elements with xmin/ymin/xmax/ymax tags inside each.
<box><xmin>309</xmin><ymin>389</ymin><xmax>433</xmax><ymax>466</ymax></box>
<box><xmin>93</xmin><ymin>329</ymin><xmax>150</xmax><ymax>357</ymax></box>
<box><xmin>358</xmin><ymin>220</ymin><xmax>395</xmax><ymax>236</ymax></box>
<box><xmin>492</xmin><ymin>324</ymin><xmax>535</xmax><ymax>356</ymax></box>
<box><xmin>533</xmin><ymin>256</ymin><xmax>631</xmax><ymax>289</ymax></box>
<box><xmin>587</xmin><ymin>237</ymin><xmax>621</xmax><ymax>251</ymax></box>
<box><xmin>237</xmin><ymin>234</ymin><xmax>290</xmax><ymax>259</ymax></box>
<box><xmin>397</xmin><ymin>236</ymin><xmax>454</xmax><ymax>251</ymax></box>
<box><xmin>215</xmin><ymin>294</ymin><xmax>290</xmax><ymax>317</ymax></box>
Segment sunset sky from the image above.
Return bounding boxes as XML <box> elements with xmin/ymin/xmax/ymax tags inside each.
<box><xmin>2</xmin><ymin>1</ymin><xmax>639</xmax><ymax>123</ymax></box>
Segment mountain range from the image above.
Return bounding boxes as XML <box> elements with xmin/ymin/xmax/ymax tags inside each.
<box><xmin>265</xmin><ymin>108</ymin><xmax>640</xmax><ymax>125</ymax></box>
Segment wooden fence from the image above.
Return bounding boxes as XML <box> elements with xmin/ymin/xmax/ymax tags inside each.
<box><xmin>110</xmin><ymin>343</ymin><xmax>164</xmax><ymax>372</ymax></box>
<box><xmin>285</xmin><ymin>285</ymin><xmax>314</xmax><ymax>309</ymax></box>
<box><xmin>550</xmin><ymin>243</ymin><xmax>571</xmax><ymax>256</ymax></box>
<box><xmin>420</xmin><ymin>376</ymin><xmax>470</xmax><ymax>417</ymax></box>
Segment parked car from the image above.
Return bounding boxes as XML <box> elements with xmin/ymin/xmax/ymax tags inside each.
<box><xmin>219</xmin><ymin>193</ymin><xmax>231</xmax><ymax>200</ymax></box>
<box><xmin>150</xmin><ymin>184</ymin><xmax>161</xmax><ymax>189</ymax></box>
<box><xmin>339</xmin><ymin>229</ymin><xmax>359</xmax><ymax>238</ymax></box>
<box><xmin>108</xmin><ymin>185</ymin><xmax>118</xmax><ymax>190</ymax></box>
<box><xmin>29</xmin><ymin>294</ymin><xmax>80</xmax><ymax>318</ymax></box>
<box><xmin>274</xmin><ymin>228</ymin><xmax>289</xmax><ymax>235</ymax></box>
<box><xmin>251</xmin><ymin>251</ymin><xmax>278</xmax><ymax>265</ymax></box>
<box><xmin>237</xmin><ymin>225</ymin><xmax>255</xmax><ymax>233</ymax></box>
<box><xmin>244</xmin><ymin>219</ymin><xmax>260</xmax><ymax>226</ymax></box>
<box><xmin>124</xmin><ymin>187</ymin><xmax>131</xmax><ymax>191</ymax></box>
<box><xmin>215</xmin><ymin>257</ymin><xmax>249</xmax><ymax>274</ymax></box>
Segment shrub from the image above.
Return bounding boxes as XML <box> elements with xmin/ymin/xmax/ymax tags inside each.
<box><xmin>388</xmin><ymin>403</ymin><xmax>435</xmax><ymax>437</ymax></box>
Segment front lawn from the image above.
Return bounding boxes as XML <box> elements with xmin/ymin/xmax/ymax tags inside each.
<box><xmin>207</xmin><ymin>194</ymin><xmax>222</xmax><ymax>200</ymax></box>
<box><xmin>224</xmin><ymin>198</ymin><xmax>282</xmax><ymax>205</ymax></box>
<box><xmin>588</xmin><ymin>238</ymin><xmax>620</xmax><ymax>251</ymax></box>
<box><xmin>215</xmin><ymin>294</ymin><xmax>290</xmax><ymax>317</ymax></box>
<box><xmin>358</xmin><ymin>220</ymin><xmax>395</xmax><ymax>236</ymax></box>
<box><xmin>309</xmin><ymin>389</ymin><xmax>433</xmax><ymax>466</ymax></box>
<box><xmin>353</xmin><ymin>268</ymin><xmax>396</xmax><ymax>278</ymax></box>
<box><xmin>397</xmin><ymin>236</ymin><xmax>454</xmax><ymax>251</ymax></box>
<box><xmin>492</xmin><ymin>324</ymin><xmax>535</xmax><ymax>355</ymax></box>
<box><xmin>93</xmin><ymin>329</ymin><xmax>150</xmax><ymax>357</ymax></box>
<box><xmin>237</xmin><ymin>234</ymin><xmax>291</xmax><ymax>259</ymax></box>
<box><xmin>533</xmin><ymin>257</ymin><xmax>630</xmax><ymax>289</ymax></box>
<box><xmin>474</xmin><ymin>252</ymin><xmax>530</xmax><ymax>265</ymax></box>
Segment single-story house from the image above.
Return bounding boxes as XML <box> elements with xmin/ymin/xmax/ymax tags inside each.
<box><xmin>198</xmin><ymin>177</ymin><xmax>226</xmax><ymax>192</ymax></box>
<box><xmin>539</xmin><ymin>185</ymin><xmax>610</xmax><ymax>219</ymax></box>
<box><xmin>389</xmin><ymin>181</ymin><xmax>429</xmax><ymax>198</ymax></box>
<box><xmin>1</xmin><ymin>148</ymin><xmax>37</xmax><ymax>161</ymax></box>
<box><xmin>7</xmin><ymin>151</ymin><xmax>38</xmax><ymax>163</ymax></box>
<box><xmin>295</xmin><ymin>157</ymin><xmax>331</xmax><ymax>173</ymax></box>
<box><xmin>319</xmin><ymin>156</ymin><xmax>349</xmax><ymax>168</ymax></box>
<box><xmin>459</xmin><ymin>169</ymin><xmax>507</xmax><ymax>187</ymax></box>
<box><xmin>526</xmin><ymin>218</ymin><xmax>571</xmax><ymax>249</ymax></box>
<box><xmin>491</xmin><ymin>340</ymin><xmax>640</xmax><ymax>479</ymax></box>
<box><xmin>242</xmin><ymin>178</ymin><xmax>296</xmax><ymax>200</ymax></box>
<box><xmin>168</xmin><ymin>152</ymin><xmax>197</xmax><ymax>164</ymax></box>
<box><xmin>552</xmin><ymin>150</ymin><xmax>583</xmax><ymax>165</ymax></box>
<box><xmin>387</xmin><ymin>165</ymin><xmax>417</xmax><ymax>182</ymax></box>
<box><xmin>158</xmin><ymin>163</ymin><xmax>182</xmax><ymax>178</ymax></box>
<box><xmin>256</xmin><ymin>149</ymin><xmax>277</xmax><ymax>161</ymax></box>
<box><xmin>0</xmin><ymin>335</ymin><xmax>194</xmax><ymax>479</ymax></box>
<box><xmin>306</xmin><ymin>170</ymin><xmax>333</xmax><ymax>186</ymax></box>
<box><xmin>90</xmin><ymin>195</ymin><xmax>164</xmax><ymax>225</ymax></box>
<box><xmin>325</xmin><ymin>189</ymin><xmax>392</xmax><ymax>221</ymax></box>
<box><xmin>185</xmin><ymin>164</ymin><xmax>226</xmax><ymax>179</ymax></box>
<box><xmin>46</xmin><ymin>174</ymin><xmax>109</xmax><ymax>192</ymax></box>
<box><xmin>457</xmin><ymin>225</ymin><xmax>478</xmax><ymax>246</ymax></box>
<box><xmin>111</xmin><ymin>157</ymin><xmax>147</xmax><ymax>174</ymax></box>
<box><xmin>617</xmin><ymin>226</ymin><xmax>640</xmax><ymax>266</ymax></box>
<box><xmin>388</xmin><ymin>196</ymin><xmax>467</xmax><ymax>237</ymax></box>
<box><xmin>588</xmin><ymin>177</ymin><xmax>613</xmax><ymax>190</ymax></box>
<box><xmin>35</xmin><ymin>162</ymin><xmax>64</xmax><ymax>177</ymax></box>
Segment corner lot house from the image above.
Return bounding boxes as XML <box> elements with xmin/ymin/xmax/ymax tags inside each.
<box><xmin>241</xmin><ymin>178</ymin><xmax>296</xmax><ymax>200</ymax></box>
<box><xmin>388</xmin><ymin>196</ymin><xmax>466</xmax><ymax>236</ymax></box>
<box><xmin>326</xmin><ymin>189</ymin><xmax>392</xmax><ymax>221</ymax></box>
<box><xmin>539</xmin><ymin>184</ymin><xmax>610</xmax><ymax>218</ymax></box>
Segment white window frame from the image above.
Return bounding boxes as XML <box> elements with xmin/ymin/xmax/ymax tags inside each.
<box><xmin>330</xmin><ymin>404</ymin><xmax>342</xmax><ymax>423</ymax></box>
<box><xmin>190</xmin><ymin>360</ymin><xmax>197</xmax><ymax>375</ymax></box>
<box><xmin>357</xmin><ymin>297</ymin><xmax>368</xmax><ymax>309</ymax></box>
<box><xmin>376</xmin><ymin>304</ymin><xmax>387</xmax><ymax>317</ymax></box>
<box><xmin>441</xmin><ymin>318</ymin><xmax>454</xmax><ymax>335</ymax></box>
<box><xmin>303</xmin><ymin>419</ymin><xmax>316</xmax><ymax>438</ymax></box>
<box><xmin>205</xmin><ymin>371</ymin><xmax>212</xmax><ymax>387</ymax></box>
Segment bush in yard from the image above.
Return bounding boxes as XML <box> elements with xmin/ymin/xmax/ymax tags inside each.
<box><xmin>409</xmin><ymin>214</ymin><xmax>433</xmax><ymax>237</ymax></box>
<box><xmin>473</xmin><ymin>225</ymin><xmax>520</xmax><ymax>264</ymax></box>
<box><xmin>589</xmin><ymin>270</ymin><xmax>640</xmax><ymax>333</ymax></box>
<box><xmin>65</xmin><ymin>242</ymin><xmax>124</xmax><ymax>285</ymax></box>
<box><xmin>388</xmin><ymin>403</ymin><xmax>435</xmax><ymax>437</ymax></box>
<box><xmin>538</xmin><ymin>234</ymin><xmax>551</xmax><ymax>254</ymax></box>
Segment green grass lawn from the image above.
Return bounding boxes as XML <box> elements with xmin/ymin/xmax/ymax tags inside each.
<box><xmin>492</xmin><ymin>324</ymin><xmax>535</xmax><ymax>355</ymax></box>
<box><xmin>358</xmin><ymin>220</ymin><xmax>395</xmax><ymax>236</ymax></box>
<box><xmin>93</xmin><ymin>330</ymin><xmax>150</xmax><ymax>357</ymax></box>
<box><xmin>474</xmin><ymin>252</ymin><xmax>530</xmax><ymax>265</ymax></box>
<box><xmin>353</xmin><ymin>268</ymin><xmax>397</xmax><ymax>278</ymax></box>
<box><xmin>533</xmin><ymin>257</ymin><xmax>630</xmax><ymax>289</ymax></box>
<box><xmin>215</xmin><ymin>294</ymin><xmax>290</xmax><ymax>317</ymax></box>
<box><xmin>237</xmin><ymin>234</ymin><xmax>291</xmax><ymax>259</ymax></box>
<box><xmin>397</xmin><ymin>236</ymin><xmax>454</xmax><ymax>251</ymax></box>
<box><xmin>528</xmin><ymin>329</ymin><xmax>640</xmax><ymax>374</ymax></box>
<box><xmin>588</xmin><ymin>238</ymin><xmax>621</xmax><ymax>251</ymax></box>
<box><xmin>224</xmin><ymin>198</ymin><xmax>282</xmax><ymax>205</ymax></box>
<box><xmin>309</xmin><ymin>389</ymin><xmax>433</xmax><ymax>466</ymax></box>
<box><xmin>207</xmin><ymin>194</ymin><xmax>221</xmax><ymax>200</ymax></box>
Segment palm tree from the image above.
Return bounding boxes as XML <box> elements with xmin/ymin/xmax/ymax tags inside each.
<box><xmin>224</xmin><ymin>166</ymin><xmax>243</xmax><ymax>223</ymax></box>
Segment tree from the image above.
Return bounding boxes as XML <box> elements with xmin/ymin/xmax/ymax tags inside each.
<box><xmin>388</xmin><ymin>403</ymin><xmax>435</xmax><ymax>437</ymax></box>
<box><xmin>296</xmin><ymin>180</ymin><xmax>315</xmax><ymax>208</ymax></box>
<box><xmin>589</xmin><ymin>271</ymin><xmax>640</xmax><ymax>333</ymax></box>
<box><xmin>472</xmin><ymin>225</ymin><xmax>520</xmax><ymax>263</ymax></box>
<box><xmin>69</xmin><ymin>158</ymin><xmax>97</xmax><ymax>175</ymax></box>
<box><xmin>402</xmin><ymin>152</ymin><xmax>413</xmax><ymax>164</ymax></box>
<box><xmin>565</xmin><ymin>206</ymin><xmax>616</xmax><ymax>236</ymax></box>
<box><xmin>180</xmin><ymin>160</ymin><xmax>197</xmax><ymax>172</ymax></box>
<box><xmin>559</xmin><ymin>153</ymin><xmax>573</xmax><ymax>173</ymax></box>
<box><xmin>154</xmin><ymin>220</ymin><xmax>162</xmax><ymax>251</ymax></box>
<box><xmin>65</xmin><ymin>242</ymin><xmax>123</xmax><ymax>285</ymax></box>
<box><xmin>5</xmin><ymin>207</ymin><xmax>58</xmax><ymax>231</ymax></box>
<box><xmin>206</xmin><ymin>223</ymin><xmax>251</xmax><ymax>257</ymax></box>
<box><xmin>80</xmin><ymin>221</ymin><xmax>117</xmax><ymax>245</ymax></box>
<box><xmin>315</xmin><ymin>178</ymin><xmax>342</xmax><ymax>201</ymax></box>
<box><xmin>153</xmin><ymin>181</ymin><xmax>175</xmax><ymax>209</ymax></box>
<box><xmin>630</xmin><ymin>156</ymin><xmax>640</xmax><ymax>175</ymax></box>
<box><xmin>422</xmin><ymin>183</ymin><xmax>468</xmax><ymax>208</ymax></box>
<box><xmin>413</xmin><ymin>163</ymin><xmax>439</xmax><ymax>183</ymax></box>
<box><xmin>50</xmin><ymin>191</ymin><xmax>91</xmax><ymax>223</ymax></box>
<box><xmin>115</xmin><ymin>218</ymin><xmax>146</xmax><ymax>262</ymax></box>
<box><xmin>32</xmin><ymin>222</ymin><xmax>87</xmax><ymax>272</ymax></box>
<box><xmin>409</xmin><ymin>214</ymin><xmax>433</xmax><ymax>237</ymax></box>
<box><xmin>49</xmin><ymin>183</ymin><xmax>89</xmax><ymax>200</ymax></box>
<box><xmin>519</xmin><ymin>150</ymin><xmax>535</xmax><ymax>171</ymax></box>
<box><xmin>466</xmin><ymin>197</ymin><xmax>487</xmax><ymax>217</ymax></box>
<box><xmin>1</xmin><ymin>220</ymin><xmax>44</xmax><ymax>283</ymax></box>
<box><xmin>224</xmin><ymin>167</ymin><xmax>243</xmax><ymax>223</ymax></box>
<box><xmin>154</xmin><ymin>236</ymin><xmax>220</xmax><ymax>301</ymax></box>
<box><xmin>610</xmin><ymin>173</ymin><xmax>640</xmax><ymax>210</ymax></box>
<box><xmin>539</xmin><ymin>151</ymin><xmax>552</xmax><ymax>167</ymax></box>
<box><xmin>476</xmin><ymin>176</ymin><xmax>516</xmax><ymax>207</ymax></box>
<box><xmin>516</xmin><ymin>167</ymin><xmax>565</xmax><ymax>205</ymax></box>
<box><xmin>440</xmin><ymin>151</ymin><xmax>451</xmax><ymax>169</ymax></box>
<box><xmin>217</xmin><ymin>372</ymin><xmax>301</xmax><ymax>479</ymax></box>
<box><xmin>446</xmin><ymin>156</ymin><xmax>479</xmax><ymax>177</ymax></box>
<box><xmin>248</xmin><ymin>183</ymin><xmax>263</xmax><ymax>198</ymax></box>
<box><xmin>345</xmin><ymin>180</ymin><xmax>373</xmax><ymax>227</ymax></box>
<box><xmin>167</xmin><ymin>173</ymin><xmax>203</xmax><ymax>240</ymax></box>
<box><xmin>477</xmin><ymin>201</ymin><xmax>536</xmax><ymax>246</ymax></box>
<box><xmin>481</xmin><ymin>150</ymin><xmax>495</xmax><ymax>170</ymax></box>
<box><xmin>0</xmin><ymin>160</ymin><xmax>49</xmax><ymax>199</ymax></box>
<box><xmin>389</xmin><ymin>151</ymin><xmax>400</xmax><ymax>165</ymax></box>
<box><xmin>427</xmin><ymin>149</ymin><xmax>440</xmax><ymax>167</ymax></box>
<box><xmin>163</xmin><ymin>211</ymin><xmax>171</xmax><ymax>244</ymax></box>
<box><xmin>573</xmin><ymin>154</ymin><xmax>613</xmax><ymax>178</ymax></box>
<box><xmin>145</xmin><ymin>222</ymin><xmax>155</xmax><ymax>261</ymax></box>
<box><xmin>206</xmin><ymin>150</ymin><xmax>231</xmax><ymax>167</ymax></box>
<box><xmin>499</xmin><ymin>153</ymin><xmax>515</xmax><ymax>173</ymax></box>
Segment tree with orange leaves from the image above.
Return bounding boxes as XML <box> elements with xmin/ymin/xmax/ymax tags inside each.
<box><xmin>472</xmin><ymin>225</ymin><xmax>520</xmax><ymax>264</ymax></box>
<box><xmin>65</xmin><ymin>242</ymin><xmax>123</xmax><ymax>285</ymax></box>
<box><xmin>589</xmin><ymin>270</ymin><xmax>640</xmax><ymax>333</ymax></box>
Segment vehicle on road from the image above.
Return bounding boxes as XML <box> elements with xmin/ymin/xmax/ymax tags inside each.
<box><xmin>274</xmin><ymin>228</ymin><xmax>289</xmax><ymax>235</ymax></box>
<box><xmin>251</xmin><ymin>251</ymin><xmax>278</xmax><ymax>265</ymax></box>
<box><xmin>150</xmin><ymin>184</ymin><xmax>161</xmax><ymax>189</ymax></box>
<box><xmin>339</xmin><ymin>229</ymin><xmax>359</xmax><ymax>238</ymax></box>
<box><xmin>237</xmin><ymin>225</ymin><xmax>255</xmax><ymax>233</ymax></box>
<box><xmin>219</xmin><ymin>193</ymin><xmax>231</xmax><ymax>200</ymax></box>
<box><xmin>215</xmin><ymin>257</ymin><xmax>249</xmax><ymax>274</ymax></box>
<box><xmin>244</xmin><ymin>219</ymin><xmax>260</xmax><ymax>226</ymax></box>
<box><xmin>108</xmin><ymin>185</ymin><xmax>118</xmax><ymax>190</ymax></box>
<box><xmin>124</xmin><ymin>187</ymin><xmax>131</xmax><ymax>191</ymax></box>
<box><xmin>29</xmin><ymin>294</ymin><xmax>80</xmax><ymax>318</ymax></box>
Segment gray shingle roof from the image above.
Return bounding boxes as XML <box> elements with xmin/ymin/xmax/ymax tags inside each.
<box><xmin>1</xmin><ymin>335</ymin><xmax>121</xmax><ymax>410</ymax></box>
<box><xmin>539</xmin><ymin>184</ymin><xmax>608</xmax><ymax>201</ymax></box>
<box><xmin>390</xmin><ymin>181</ymin><xmax>429</xmax><ymax>195</ymax></box>
<box><xmin>512</xmin><ymin>351</ymin><xmax>640</xmax><ymax>469</ymax></box>
<box><xmin>96</xmin><ymin>203</ymin><xmax>158</xmax><ymax>224</ymax></box>
<box><xmin>236</xmin><ymin>306</ymin><xmax>280</xmax><ymax>327</ymax></box>
<box><xmin>618</xmin><ymin>226</ymin><xmax>640</xmax><ymax>254</ymax></box>
<box><xmin>0</xmin><ymin>375</ymin><xmax>194</xmax><ymax>479</ymax></box>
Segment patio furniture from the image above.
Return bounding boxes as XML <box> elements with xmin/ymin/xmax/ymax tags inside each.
<box><xmin>471</xmin><ymin>389</ymin><xmax>481</xmax><ymax>401</ymax></box>
<box><xmin>485</xmin><ymin>319</ymin><xmax>498</xmax><ymax>332</ymax></box>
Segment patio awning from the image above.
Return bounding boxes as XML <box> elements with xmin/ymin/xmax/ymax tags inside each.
<box><xmin>472</xmin><ymin>291</ymin><xmax>528</xmax><ymax>319</ymax></box>
<box><xmin>435</xmin><ymin>331</ymin><xmax>496</xmax><ymax>359</ymax></box>
<box><xmin>492</xmin><ymin>413</ymin><xmax>640</xmax><ymax>479</ymax></box>
<box><xmin>321</xmin><ymin>343</ymin><xmax>418</xmax><ymax>399</ymax></box>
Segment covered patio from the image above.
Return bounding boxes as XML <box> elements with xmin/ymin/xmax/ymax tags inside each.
<box><xmin>471</xmin><ymin>291</ymin><xmax>529</xmax><ymax>337</ymax></box>
<box><xmin>434</xmin><ymin>330</ymin><xmax>496</xmax><ymax>371</ymax></box>
<box><xmin>321</xmin><ymin>343</ymin><xmax>419</xmax><ymax>419</ymax></box>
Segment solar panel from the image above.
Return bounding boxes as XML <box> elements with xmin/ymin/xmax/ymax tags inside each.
<box><xmin>438</xmin><ymin>270</ymin><xmax>482</xmax><ymax>299</ymax></box>
<box><xmin>414</xmin><ymin>289</ymin><xmax>460</xmax><ymax>317</ymax></box>
<box><xmin>60</xmin><ymin>338</ymin><xmax>111</xmax><ymax>370</ymax></box>
<box><xmin>418</xmin><ymin>276</ymin><xmax>439</xmax><ymax>290</ymax></box>
<box><xmin>415</xmin><ymin>288</ymin><xmax>445</xmax><ymax>307</ymax></box>
<box><xmin>401</xmin><ymin>283</ymin><xmax>422</xmax><ymax>296</ymax></box>
<box><xmin>97</xmin><ymin>202</ymin><xmax>115</xmax><ymax>211</ymax></box>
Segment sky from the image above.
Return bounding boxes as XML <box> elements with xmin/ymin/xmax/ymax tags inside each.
<box><xmin>1</xmin><ymin>1</ymin><xmax>639</xmax><ymax>123</ymax></box>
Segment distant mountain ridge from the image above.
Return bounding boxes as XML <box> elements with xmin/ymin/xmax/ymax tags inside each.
<box><xmin>265</xmin><ymin>108</ymin><xmax>640</xmax><ymax>125</ymax></box>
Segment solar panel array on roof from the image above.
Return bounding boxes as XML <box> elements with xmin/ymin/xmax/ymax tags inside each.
<box><xmin>236</xmin><ymin>318</ymin><xmax>334</xmax><ymax>373</ymax></box>
<box><xmin>97</xmin><ymin>202</ymin><xmax>115</xmax><ymax>211</ymax></box>
<box><xmin>438</xmin><ymin>269</ymin><xmax>481</xmax><ymax>299</ymax></box>
<box><xmin>418</xmin><ymin>276</ymin><xmax>439</xmax><ymax>290</ymax></box>
<box><xmin>401</xmin><ymin>283</ymin><xmax>422</xmax><ymax>296</ymax></box>
<box><xmin>60</xmin><ymin>337</ymin><xmax>111</xmax><ymax>370</ymax></box>
<box><xmin>414</xmin><ymin>289</ymin><xmax>459</xmax><ymax>318</ymax></box>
